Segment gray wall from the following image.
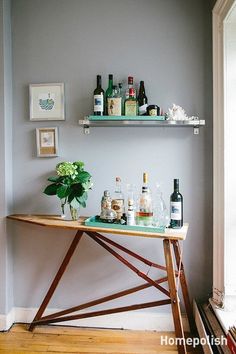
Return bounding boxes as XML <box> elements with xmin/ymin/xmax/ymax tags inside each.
<box><xmin>10</xmin><ymin>0</ymin><xmax>213</xmax><ymax>316</ymax></box>
<box><xmin>0</xmin><ymin>0</ymin><xmax>13</xmax><ymax>316</ymax></box>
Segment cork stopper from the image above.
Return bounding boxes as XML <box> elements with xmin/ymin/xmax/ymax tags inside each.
<box><xmin>143</xmin><ymin>172</ymin><xmax>148</xmax><ymax>184</ymax></box>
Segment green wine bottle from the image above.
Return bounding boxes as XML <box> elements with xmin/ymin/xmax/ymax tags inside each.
<box><xmin>170</xmin><ymin>179</ymin><xmax>183</xmax><ymax>229</ymax></box>
<box><xmin>105</xmin><ymin>74</ymin><xmax>113</xmax><ymax>115</ymax></box>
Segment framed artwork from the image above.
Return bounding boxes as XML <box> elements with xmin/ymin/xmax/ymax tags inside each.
<box><xmin>29</xmin><ymin>83</ymin><xmax>65</xmax><ymax>121</ymax></box>
<box><xmin>36</xmin><ymin>127</ymin><xmax>59</xmax><ymax>157</ymax></box>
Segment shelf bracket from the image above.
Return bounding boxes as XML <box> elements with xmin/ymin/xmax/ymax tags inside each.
<box><xmin>84</xmin><ymin>125</ymin><xmax>90</xmax><ymax>135</ymax></box>
<box><xmin>193</xmin><ymin>126</ymin><xmax>199</xmax><ymax>135</ymax></box>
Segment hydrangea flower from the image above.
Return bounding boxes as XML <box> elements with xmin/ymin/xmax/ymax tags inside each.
<box><xmin>44</xmin><ymin>160</ymin><xmax>92</xmax><ymax>220</ymax></box>
<box><xmin>56</xmin><ymin>162</ymin><xmax>78</xmax><ymax>177</ymax></box>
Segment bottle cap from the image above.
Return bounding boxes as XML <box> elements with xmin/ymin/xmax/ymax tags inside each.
<box><xmin>118</xmin><ymin>83</ymin><xmax>122</xmax><ymax>88</ymax></box>
<box><xmin>104</xmin><ymin>190</ymin><xmax>110</xmax><ymax>197</ymax></box>
<box><xmin>128</xmin><ymin>199</ymin><xmax>134</xmax><ymax>206</ymax></box>
<box><xmin>116</xmin><ymin>177</ymin><xmax>121</xmax><ymax>182</ymax></box>
<box><xmin>128</xmin><ymin>76</ymin><xmax>133</xmax><ymax>84</ymax></box>
<box><xmin>112</xmin><ymin>85</ymin><xmax>117</xmax><ymax>90</ymax></box>
<box><xmin>129</xmin><ymin>88</ymin><xmax>135</xmax><ymax>97</ymax></box>
<box><xmin>109</xmin><ymin>74</ymin><xmax>113</xmax><ymax>80</ymax></box>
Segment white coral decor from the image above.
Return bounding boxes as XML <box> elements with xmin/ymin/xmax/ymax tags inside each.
<box><xmin>167</xmin><ymin>104</ymin><xmax>198</xmax><ymax>121</ymax></box>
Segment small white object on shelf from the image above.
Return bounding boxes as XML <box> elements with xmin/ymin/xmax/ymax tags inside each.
<box><xmin>167</xmin><ymin>103</ymin><xmax>198</xmax><ymax>121</ymax></box>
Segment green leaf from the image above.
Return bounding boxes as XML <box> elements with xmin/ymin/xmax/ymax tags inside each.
<box><xmin>72</xmin><ymin>184</ymin><xmax>84</xmax><ymax>198</ymax></box>
<box><xmin>76</xmin><ymin>192</ymin><xmax>87</xmax><ymax>208</ymax></box>
<box><xmin>77</xmin><ymin>192</ymin><xmax>88</xmax><ymax>203</ymax></box>
<box><xmin>43</xmin><ymin>184</ymin><xmax>58</xmax><ymax>196</ymax></box>
<box><xmin>73</xmin><ymin>161</ymin><xmax>85</xmax><ymax>171</ymax></box>
<box><xmin>77</xmin><ymin>171</ymin><xmax>91</xmax><ymax>183</ymax></box>
<box><xmin>79</xmin><ymin>200</ymin><xmax>86</xmax><ymax>208</ymax></box>
<box><xmin>47</xmin><ymin>176</ymin><xmax>60</xmax><ymax>183</ymax></box>
<box><xmin>57</xmin><ymin>185</ymin><xmax>70</xmax><ymax>199</ymax></box>
<box><xmin>70</xmin><ymin>198</ymin><xmax>80</xmax><ymax>209</ymax></box>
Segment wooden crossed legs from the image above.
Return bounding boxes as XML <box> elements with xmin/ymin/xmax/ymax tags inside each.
<box><xmin>29</xmin><ymin>230</ymin><xmax>196</xmax><ymax>354</ymax></box>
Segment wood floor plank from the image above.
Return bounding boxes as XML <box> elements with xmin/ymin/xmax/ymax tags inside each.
<box><xmin>0</xmin><ymin>324</ymin><xmax>203</xmax><ymax>354</ymax></box>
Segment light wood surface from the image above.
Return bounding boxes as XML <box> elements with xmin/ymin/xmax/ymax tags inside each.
<box><xmin>0</xmin><ymin>324</ymin><xmax>203</xmax><ymax>354</ymax></box>
<box><xmin>7</xmin><ymin>214</ymin><xmax>188</xmax><ymax>240</ymax></box>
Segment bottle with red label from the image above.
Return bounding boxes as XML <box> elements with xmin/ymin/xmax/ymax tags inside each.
<box><xmin>125</xmin><ymin>76</ymin><xmax>136</xmax><ymax>99</ymax></box>
<box><xmin>124</xmin><ymin>88</ymin><xmax>138</xmax><ymax>116</ymax></box>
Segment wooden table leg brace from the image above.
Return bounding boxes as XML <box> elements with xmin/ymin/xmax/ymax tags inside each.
<box><xmin>29</xmin><ymin>231</ymin><xmax>194</xmax><ymax>354</ymax></box>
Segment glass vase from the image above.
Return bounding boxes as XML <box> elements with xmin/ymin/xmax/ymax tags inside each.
<box><xmin>61</xmin><ymin>203</ymin><xmax>79</xmax><ymax>221</ymax></box>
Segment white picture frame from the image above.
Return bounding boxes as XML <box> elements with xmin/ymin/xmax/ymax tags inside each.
<box><xmin>30</xmin><ymin>83</ymin><xmax>65</xmax><ymax>121</ymax></box>
<box><xmin>36</xmin><ymin>127</ymin><xmax>59</xmax><ymax>157</ymax></box>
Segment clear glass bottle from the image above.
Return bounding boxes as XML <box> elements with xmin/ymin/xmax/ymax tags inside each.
<box><xmin>111</xmin><ymin>177</ymin><xmax>125</xmax><ymax>220</ymax></box>
<box><xmin>136</xmin><ymin>173</ymin><xmax>153</xmax><ymax>226</ymax></box>
<box><xmin>100</xmin><ymin>190</ymin><xmax>117</xmax><ymax>223</ymax></box>
<box><xmin>152</xmin><ymin>183</ymin><xmax>169</xmax><ymax>228</ymax></box>
<box><xmin>107</xmin><ymin>85</ymin><xmax>122</xmax><ymax>116</ymax></box>
<box><xmin>118</xmin><ymin>82</ymin><xmax>124</xmax><ymax>115</ymax></box>
<box><xmin>127</xmin><ymin>198</ymin><xmax>135</xmax><ymax>226</ymax></box>
<box><xmin>125</xmin><ymin>76</ymin><xmax>136</xmax><ymax>99</ymax></box>
<box><xmin>124</xmin><ymin>88</ymin><xmax>138</xmax><ymax>116</ymax></box>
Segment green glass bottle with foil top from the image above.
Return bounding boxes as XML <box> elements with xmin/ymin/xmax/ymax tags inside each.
<box><xmin>124</xmin><ymin>88</ymin><xmax>138</xmax><ymax>116</ymax></box>
<box><xmin>107</xmin><ymin>85</ymin><xmax>122</xmax><ymax>116</ymax></box>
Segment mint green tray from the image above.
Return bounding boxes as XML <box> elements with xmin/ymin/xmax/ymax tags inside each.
<box><xmin>88</xmin><ymin>115</ymin><xmax>166</xmax><ymax>121</ymax></box>
<box><xmin>85</xmin><ymin>216</ymin><xmax>165</xmax><ymax>233</ymax></box>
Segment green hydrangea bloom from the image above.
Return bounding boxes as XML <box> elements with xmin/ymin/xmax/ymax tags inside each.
<box><xmin>56</xmin><ymin>162</ymin><xmax>77</xmax><ymax>177</ymax></box>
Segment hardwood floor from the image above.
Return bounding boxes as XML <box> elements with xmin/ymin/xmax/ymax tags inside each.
<box><xmin>0</xmin><ymin>324</ymin><xmax>203</xmax><ymax>354</ymax></box>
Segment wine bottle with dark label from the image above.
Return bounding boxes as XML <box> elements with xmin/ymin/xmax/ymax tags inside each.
<box><xmin>137</xmin><ymin>81</ymin><xmax>148</xmax><ymax>115</ymax></box>
<box><xmin>93</xmin><ymin>75</ymin><xmax>104</xmax><ymax>115</ymax></box>
<box><xmin>170</xmin><ymin>179</ymin><xmax>183</xmax><ymax>228</ymax></box>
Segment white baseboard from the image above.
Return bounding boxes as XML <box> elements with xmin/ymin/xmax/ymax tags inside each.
<box><xmin>0</xmin><ymin>307</ymin><xmax>190</xmax><ymax>332</ymax></box>
<box><xmin>0</xmin><ymin>308</ymin><xmax>15</xmax><ymax>331</ymax></box>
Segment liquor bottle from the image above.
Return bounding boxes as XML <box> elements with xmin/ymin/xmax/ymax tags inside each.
<box><xmin>118</xmin><ymin>83</ymin><xmax>124</xmax><ymax>115</ymax></box>
<box><xmin>137</xmin><ymin>81</ymin><xmax>148</xmax><ymax>115</ymax></box>
<box><xmin>170</xmin><ymin>179</ymin><xmax>183</xmax><ymax>228</ymax></box>
<box><xmin>125</xmin><ymin>76</ymin><xmax>136</xmax><ymax>99</ymax></box>
<box><xmin>127</xmin><ymin>198</ymin><xmax>135</xmax><ymax>226</ymax></box>
<box><xmin>136</xmin><ymin>173</ymin><xmax>153</xmax><ymax>226</ymax></box>
<box><xmin>93</xmin><ymin>75</ymin><xmax>104</xmax><ymax>115</ymax></box>
<box><xmin>100</xmin><ymin>190</ymin><xmax>117</xmax><ymax>223</ymax></box>
<box><xmin>105</xmin><ymin>74</ymin><xmax>113</xmax><ymax>115</ymax></box>
<box><xmin>111</xmin><ymin>177</ymin><xmax>125</xmax><ymax>220</ymax></box>
<box><xmin>107</xmin><ymin>85</ymin><xmax>122</xmax><ymax>116</ymax></box>
<box><xmin>124</xmin><ymin>88</ymin><xmax>138</xmax><ymax>116</ymax></box>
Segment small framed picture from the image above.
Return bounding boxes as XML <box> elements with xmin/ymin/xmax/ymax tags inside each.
<box><xmin>29</xmin><ymin>83</ymin><xmax>65</xmax><ymax>121</ymax></box>
<box><xmin>36</xmin><ymin>127</ymin><xmax>59</xmax><ymax>157</ymax></box>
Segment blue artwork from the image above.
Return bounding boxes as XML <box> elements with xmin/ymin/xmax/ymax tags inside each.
<box><xmin>39</xmin><ymin>93</ymin><xmax>55</xmax><ymax>111</ymax></box>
